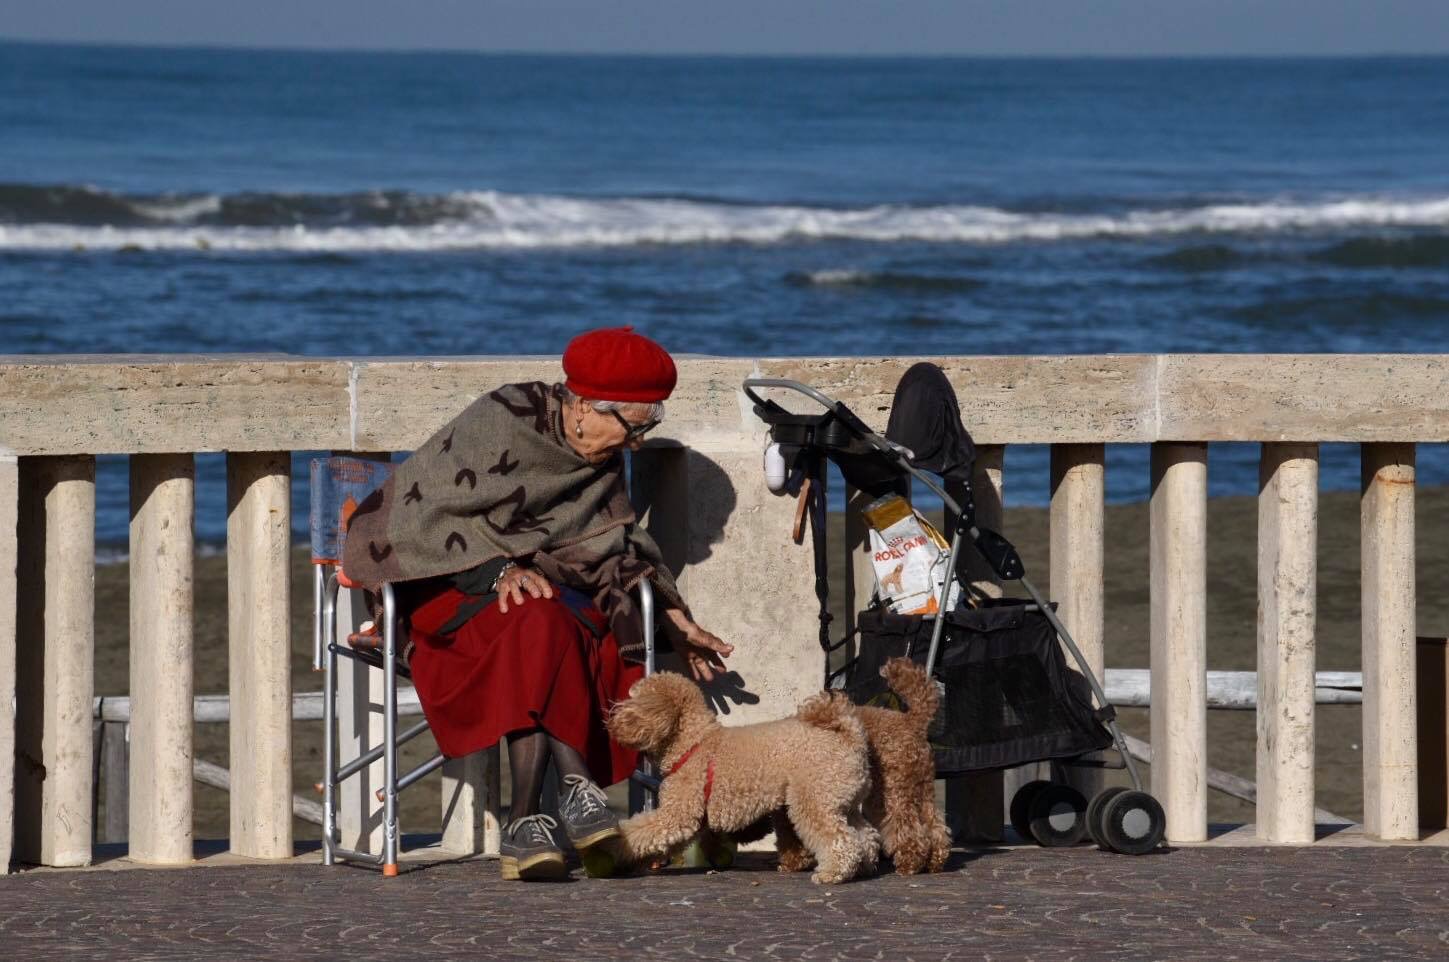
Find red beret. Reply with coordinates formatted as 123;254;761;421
562;326;677;403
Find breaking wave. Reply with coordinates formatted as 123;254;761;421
4;182;1449;252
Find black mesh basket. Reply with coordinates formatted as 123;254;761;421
844;600;1112;777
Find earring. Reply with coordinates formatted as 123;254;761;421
575;421;584;438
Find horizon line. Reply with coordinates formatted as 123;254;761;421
4;34;1449;61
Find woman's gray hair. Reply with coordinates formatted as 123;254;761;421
561;387;665;422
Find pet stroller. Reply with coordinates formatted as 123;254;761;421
742;365;1166;855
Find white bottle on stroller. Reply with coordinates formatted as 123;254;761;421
763;442;788;493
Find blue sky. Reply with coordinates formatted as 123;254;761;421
4;0;1448;56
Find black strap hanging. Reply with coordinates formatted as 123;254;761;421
806;450;834;654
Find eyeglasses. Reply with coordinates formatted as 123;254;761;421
608;409;661;441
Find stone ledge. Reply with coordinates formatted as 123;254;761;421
4;354;1449;455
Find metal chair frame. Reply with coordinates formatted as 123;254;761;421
317;574;415;875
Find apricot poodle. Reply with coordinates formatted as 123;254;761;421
607;671;880;884
777;658;952;875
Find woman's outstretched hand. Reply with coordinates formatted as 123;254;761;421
664;609;734;682
496;565;554;613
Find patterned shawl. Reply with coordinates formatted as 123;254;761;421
341;381;687;659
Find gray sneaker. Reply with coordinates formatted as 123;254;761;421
500;814;567;881
559;774;621;850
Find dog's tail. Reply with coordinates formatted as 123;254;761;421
880;657;940;734
796;691;867;746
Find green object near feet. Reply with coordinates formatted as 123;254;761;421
579;837;623;879
674;832;738;870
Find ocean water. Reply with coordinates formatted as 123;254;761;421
2;43;1448;549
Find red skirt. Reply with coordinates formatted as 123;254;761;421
405;583;643;786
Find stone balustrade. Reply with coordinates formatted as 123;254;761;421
3;353;1446;871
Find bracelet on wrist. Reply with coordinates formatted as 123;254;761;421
491;561;518;593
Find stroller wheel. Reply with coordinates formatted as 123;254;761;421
1009;780;1052;844
1027;784;1088;847
1086;787;1129;848
1100;790;1167;855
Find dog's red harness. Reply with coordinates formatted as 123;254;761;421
666;742;715;807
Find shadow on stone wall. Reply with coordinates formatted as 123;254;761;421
629;446;762;714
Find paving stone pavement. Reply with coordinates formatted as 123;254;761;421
4;846;1449;961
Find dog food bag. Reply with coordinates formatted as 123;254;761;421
861;494;957;615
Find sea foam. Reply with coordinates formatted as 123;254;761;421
2;186;1448;252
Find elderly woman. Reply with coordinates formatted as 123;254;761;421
341;326;732;881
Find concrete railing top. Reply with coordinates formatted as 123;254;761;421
3;353;1449;455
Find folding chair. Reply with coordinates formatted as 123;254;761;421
310;455;658;876
311;456;423;875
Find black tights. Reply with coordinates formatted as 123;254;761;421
505;727;594;820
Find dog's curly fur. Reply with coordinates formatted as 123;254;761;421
777;658;952;875
607;671;880;884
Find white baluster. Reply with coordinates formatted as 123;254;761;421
0;452;18;874
1149;442;1207;842
1051;443;1106;801
15;455;96;866
227;452;293;859
1361;443;1418;840
129;453;195;864
1256;443;1318;843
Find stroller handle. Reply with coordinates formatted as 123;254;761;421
741;377;881;443
742;377;843;417
742;377;963;516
